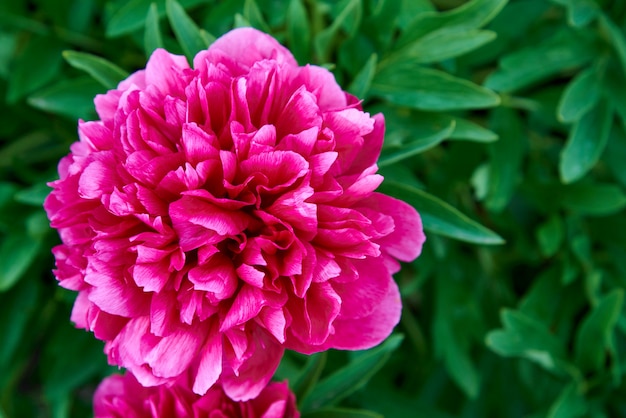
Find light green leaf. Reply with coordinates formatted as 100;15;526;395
485;30;595;92
557;66;602;123
300;334;403;412
347;53;377;98
378;181;504;245
372;65;500;111
574;290;623;373
450;118;498;142
27;77;103;120
286;0;311;64
144;2;164;56
486;309;569;375
243;0;270;32
393;28;496;64
547;383;588;418
378;120;455;167
302;409;383;418
397;0;507;48
560;100;613;183
62;50;128;90
166;0;212;62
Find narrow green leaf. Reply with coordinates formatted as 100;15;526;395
292;352;327;404
574;290;623;373
286;0;311;64
302;409;383;418
243;0;270;32
557;66;602;123
166;0;211;62
450;118;498;142
396;0;507;48
560;100;612;183
486;309;569;375
0;232;42;292
347;53;377;98
144;2;164;56
599;13;626;76
314;0;361;62
435;319;480;398
14;182;51;207
63;50;128;90
378;120;455;167
378;181;505;245
394;28;496;64
27;77;102;120
372;65;500;111
546;383;588;418
300;334;403;411
485;30;595;92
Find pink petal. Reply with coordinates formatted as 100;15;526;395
192;321;223;395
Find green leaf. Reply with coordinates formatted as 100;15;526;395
485;108;525;211
536;215;564;257
286;0;311;64
546;383;588;418
557;66;602;123
14;182;51;207
243;0;270;32
378;120;455;167
292;352;327;404
486;309;569;375
599;13;626;76
378;181;504;245
302;409;383;418
574;290;623;373
347;53;377;99
62;50;128;90
144;2;164;56
450;118;498;142
392;28;496;64
166;0;211;62
6;36;64;103
396;0;508;48
485;29;595;92
562;183;626;215
372;65;500;111
560;100;612;183
552;0;600;27
106;0;206;37
300;334;403;412
0;230;43;292
28;77;103;120
314;0;362;62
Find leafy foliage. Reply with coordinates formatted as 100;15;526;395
1;0;626;416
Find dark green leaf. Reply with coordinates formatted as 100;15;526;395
560;100;612;183
347;53;377;99
560;183;626;215
574;290;623;373
599;13;626;76
14;182;51;206
28;77;103;120
552;0;600;27
292;353;327;404
536;215;564;257
243;0;270;32
314;0;362;62
396;0;508;48
62;50;128;90
6;36;64;103
300;334;403;411
546;383;588;418
286;0;311;64
0;230;43;292
450;118;498;142
166;0;212;62
372;65;500;111
302;409;383;418
378;181;505;244
144;2;165;56
378;120;455;167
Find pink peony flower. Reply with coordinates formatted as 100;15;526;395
45;28;425;400
94;372;299;418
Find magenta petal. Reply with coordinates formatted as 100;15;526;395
221;329;284;401
146;327;203;378
192;321;223;395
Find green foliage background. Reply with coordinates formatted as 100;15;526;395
1;0;626;416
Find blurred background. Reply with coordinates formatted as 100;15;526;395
1;0;626;416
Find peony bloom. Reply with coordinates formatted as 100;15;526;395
45;28;425;400
94;372;299;418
